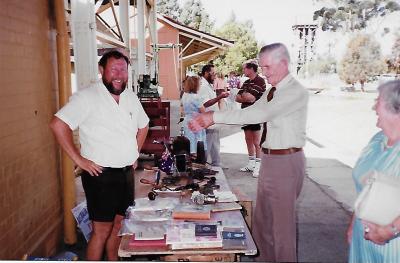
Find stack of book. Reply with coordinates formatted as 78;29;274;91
221;228;247;250
220;218;247;250
128;234;167;249
166;222;223;250
128;226;167;249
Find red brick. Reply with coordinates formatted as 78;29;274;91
0;0;63;259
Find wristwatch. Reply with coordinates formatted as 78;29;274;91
390;224;400;238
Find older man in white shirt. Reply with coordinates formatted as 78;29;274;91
189;43;309;262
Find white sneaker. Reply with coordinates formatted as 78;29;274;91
252;161;261;178
240;160;255;172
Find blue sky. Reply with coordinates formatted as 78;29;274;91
178;0;319;47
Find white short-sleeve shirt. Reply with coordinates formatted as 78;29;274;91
55;82;149;168
198;77;219;112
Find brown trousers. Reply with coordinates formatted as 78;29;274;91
252;151;305;262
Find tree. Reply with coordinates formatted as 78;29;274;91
388;31;400;74
313;0;400;32
179;0;214;33
212;14;259;75
157;0;181;21
298;55;337;77
339;34;387;91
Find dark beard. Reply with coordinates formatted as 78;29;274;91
206;75;214;84
102;78;127;95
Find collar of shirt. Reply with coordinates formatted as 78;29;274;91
97;81;131;105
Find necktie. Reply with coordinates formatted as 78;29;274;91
260;86;276;146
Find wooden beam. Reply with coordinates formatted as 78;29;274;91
179;32;228;50
96;0;120;14
181;46;218;62
179;38;194;56
96;14;120;38
96;31;125;48
109;0;124;42
94;0;104;13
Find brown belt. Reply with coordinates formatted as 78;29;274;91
262;147;302;155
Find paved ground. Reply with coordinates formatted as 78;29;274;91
67;84;379;262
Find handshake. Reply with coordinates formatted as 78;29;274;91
216;90;229;98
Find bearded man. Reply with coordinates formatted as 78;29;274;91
197;64;228;167
50;50;149;260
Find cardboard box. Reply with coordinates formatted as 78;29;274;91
231;187;253;230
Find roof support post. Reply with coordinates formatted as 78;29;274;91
70;0;98;90
119;0;132;89
136;0;146;76
148;0;158;83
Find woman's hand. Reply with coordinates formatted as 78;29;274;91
363;221;395;245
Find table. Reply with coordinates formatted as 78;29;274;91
118;167;257;261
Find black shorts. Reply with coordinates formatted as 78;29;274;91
81;166;134;222
241;124;261;131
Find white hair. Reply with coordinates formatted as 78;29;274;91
259;43;290;64
378;80;400;114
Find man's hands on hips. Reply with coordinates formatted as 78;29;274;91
189;111;214;132
77;157;103;176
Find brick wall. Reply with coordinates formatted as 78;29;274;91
0;1;63;259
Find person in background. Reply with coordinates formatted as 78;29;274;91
347;80;400;263
198;64;229;167
50;50;149;260
227;71;240;90
236;59;266;177
214;72;228;96
181;76;207;156
189;43;309;262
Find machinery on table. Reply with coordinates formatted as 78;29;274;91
140;130;217;205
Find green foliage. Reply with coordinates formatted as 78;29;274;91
212;15;259;75
388;31;400;73
339;34;387;89
313;0;400;32
179;0;214;33
157;0;182;20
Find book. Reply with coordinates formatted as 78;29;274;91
195;224;217;237
129;234;167;248
166;222;223;250
222;231;246;240
221;218;244;229
172;211;211;220
134;228;165;240
222;239;247;250
172;204;211;220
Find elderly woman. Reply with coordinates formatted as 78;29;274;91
181;76;207;155
347;80;400;262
